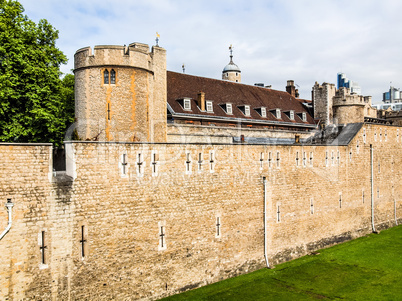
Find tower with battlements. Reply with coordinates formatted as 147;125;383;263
74;43;167;142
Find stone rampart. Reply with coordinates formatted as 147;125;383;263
0;124;401;300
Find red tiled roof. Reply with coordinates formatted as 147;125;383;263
167;71;315;126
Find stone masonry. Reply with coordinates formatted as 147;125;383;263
0;123;401;300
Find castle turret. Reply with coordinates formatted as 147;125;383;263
333;88;372;124
74;43;167;142
222;45;241;83
312;82;336;126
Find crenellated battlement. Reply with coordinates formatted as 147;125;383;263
333;87;367;107
74;43;165;73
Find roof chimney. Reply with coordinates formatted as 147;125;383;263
286;80;296;97
197;92;205;111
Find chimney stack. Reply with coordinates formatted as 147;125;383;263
286;80;296;97
197;92;205;111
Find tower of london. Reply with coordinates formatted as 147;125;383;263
0;41;400;300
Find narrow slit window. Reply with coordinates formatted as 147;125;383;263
259;152;264;169
363;129;366;144
121;153;128;175
325;151;328;166
40;231;47;264
268;151;272;168
276;151;280;168
198;153;203;171
103;69;109;84
110;69;116;84
159;226;166;249
296;151;299;166
80;225;87;258
362;190;365;203
337;151;340;165
339;194;342;208
310;198;314;215
216;217;221;237
152;152;158;175
137;153;143;175
331;151;334;165
309;152;313;167
185;152;191;173
209;151;215;172
107;103;111;121
277;205;281;222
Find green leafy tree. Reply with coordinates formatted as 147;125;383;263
0;0;72;146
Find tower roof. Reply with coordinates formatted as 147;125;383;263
223;45;241;73
223;60;241;73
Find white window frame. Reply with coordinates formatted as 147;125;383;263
302;112;307;122
226;103;232;114
183;98;191;110
276;109;281;119
206;101;213;112
289;110;295;120
244;105;250;116
261;107;267;118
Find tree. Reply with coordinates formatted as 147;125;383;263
0;0;73;147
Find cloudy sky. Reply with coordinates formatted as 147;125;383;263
19;0;402;103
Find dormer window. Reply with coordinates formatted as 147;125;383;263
261;107;267;118
276;109;281;119
302;112;307;122
289;110;295;120
244;105;250;116
184;99;191;110
206;101;213;112
226;103;232;114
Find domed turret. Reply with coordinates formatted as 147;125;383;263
222;45;241;82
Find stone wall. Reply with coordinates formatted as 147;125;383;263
167;123;315;143
0;124;401;300
74;44;167;143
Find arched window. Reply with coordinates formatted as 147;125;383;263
104;69;109;84
110;69;116;84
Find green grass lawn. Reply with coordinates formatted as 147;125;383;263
161;225;402;300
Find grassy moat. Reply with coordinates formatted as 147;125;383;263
161;225;402;300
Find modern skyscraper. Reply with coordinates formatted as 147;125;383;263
337;73;361;95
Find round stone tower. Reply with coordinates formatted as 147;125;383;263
222;45;241;83
333;87;368;125
74;42;167;142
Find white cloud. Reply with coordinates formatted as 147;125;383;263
18;0;402;102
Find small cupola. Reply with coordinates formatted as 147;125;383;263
222;45;241;83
